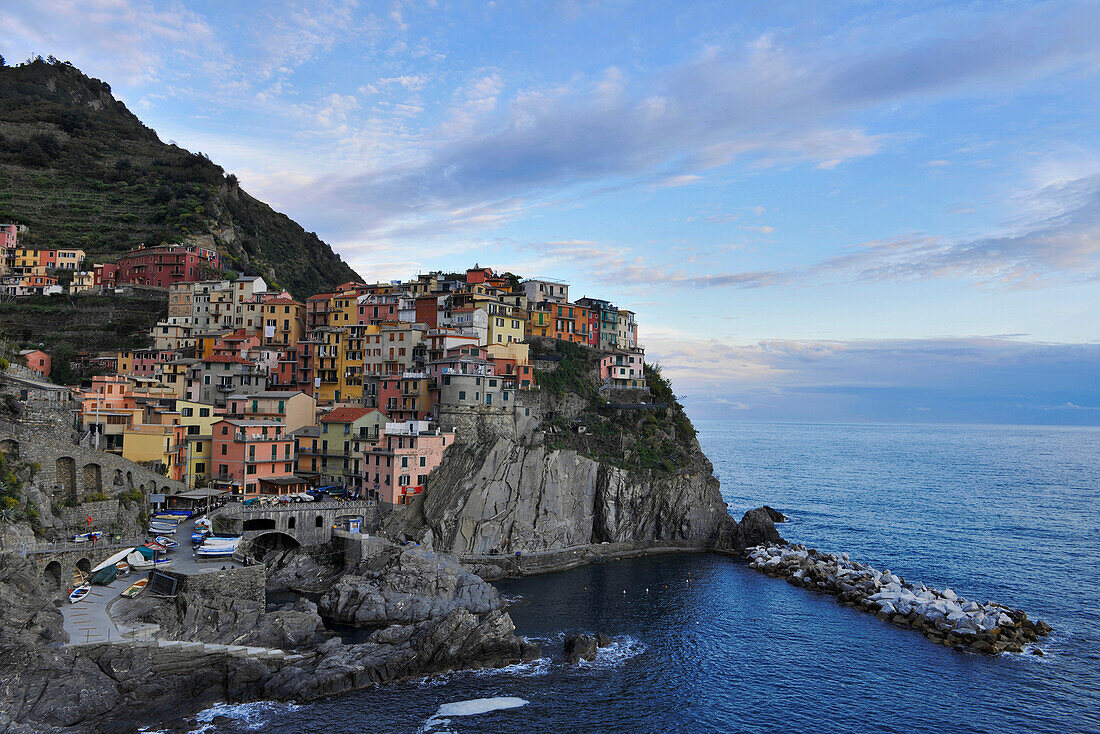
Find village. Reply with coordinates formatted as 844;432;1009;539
2;223;647;508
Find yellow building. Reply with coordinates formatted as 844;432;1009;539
261;297;305;348
525;306;552;338
184;434;213;489
120;424;185;481
54;249;85;269
70;271;96;294
487;306;525;345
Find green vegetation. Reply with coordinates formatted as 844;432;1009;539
532;339;699;474
84;492;110;503
0;58;360;297
0;292;167;383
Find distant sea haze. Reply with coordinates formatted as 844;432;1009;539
202;421;1100;733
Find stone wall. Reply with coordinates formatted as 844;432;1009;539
159;565;265;602
439;390;543;444
58;499;120;530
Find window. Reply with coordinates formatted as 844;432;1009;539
220;444;227;455
285;463;293;472
246;465;257;475
195;462;205;473
458;390;466;400
419;456;426;467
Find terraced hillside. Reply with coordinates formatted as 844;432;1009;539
0;57;360;298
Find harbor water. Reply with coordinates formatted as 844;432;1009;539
195;421;1100;734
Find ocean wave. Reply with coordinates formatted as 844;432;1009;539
573;635;647;670
416;656;552;687
188;701;301;732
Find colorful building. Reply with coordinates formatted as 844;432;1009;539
104;244;222;288
210;418;297;497
19;349;51;377
361;421;454;505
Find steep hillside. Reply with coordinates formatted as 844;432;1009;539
0;57;360;298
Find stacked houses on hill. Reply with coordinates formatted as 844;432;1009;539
65;263;646;506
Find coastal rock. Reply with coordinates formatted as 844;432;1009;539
265;547;343;594
264;608;540;701
0;552;65;645
746;544;1051;654
387;433;768;560
318;541;504;627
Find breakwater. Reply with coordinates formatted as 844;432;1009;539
747;544;1051;654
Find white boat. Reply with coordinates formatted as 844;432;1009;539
152;558;172;568
127;551;154;572
194;518;212;530
69;585;90;603
90;548;134;575
71;531;103;543
195;537;241;558
148;525;176;535
152;514;184;524
155;536;179;549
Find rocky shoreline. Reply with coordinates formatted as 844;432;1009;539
747;544;1052;654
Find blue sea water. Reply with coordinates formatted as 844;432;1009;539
206;421;1100;734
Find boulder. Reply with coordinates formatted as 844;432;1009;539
564;634;600;663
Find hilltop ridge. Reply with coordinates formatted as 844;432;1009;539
0;57;360;298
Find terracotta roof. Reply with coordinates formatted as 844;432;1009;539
320;407;378;423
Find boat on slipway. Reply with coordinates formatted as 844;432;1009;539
69;585;90;603
120;578;147;598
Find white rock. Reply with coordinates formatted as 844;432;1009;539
942;588;957;601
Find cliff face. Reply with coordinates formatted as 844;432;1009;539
407;433;732;556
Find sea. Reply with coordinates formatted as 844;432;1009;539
190;421;1100;734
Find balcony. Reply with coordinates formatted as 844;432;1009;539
235;432;287;442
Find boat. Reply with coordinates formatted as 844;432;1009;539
69;585;90;603
153;513;186;523
152;558;172;568
158;510;192;519
127;547;156;571
71;531;103;543
155;536;179;549
90;548;134;578
148;523;177;534
191;531;209;545
195;536;241;558
120;578;148;598
143;540;168;553
194;519;212;532
115;561;131;577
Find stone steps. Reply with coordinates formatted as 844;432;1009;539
153;638;304;661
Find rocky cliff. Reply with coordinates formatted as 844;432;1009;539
386;342;779;561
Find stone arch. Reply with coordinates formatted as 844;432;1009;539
75;557;91;582
113;469;124;487
249;532;299;560
0;438;18;456
315;515;324;528
43;560;63;589
56;457;76;497
82;463;102;496
243;517;276;532
126;471;134;490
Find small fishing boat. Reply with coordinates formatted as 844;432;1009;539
148;523;177;534
195;536;241;558
191;531;209;545
152;557;172;568
152;513;185;523
195;517;212;530
120;578;148;598
69;585;90;603
115;561;131;577
71;531;103;543
127;550;154;572
155;536;179;550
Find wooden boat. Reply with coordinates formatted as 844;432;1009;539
143;540;168;553
120;578;148;598
69;585;90;603
155;536;179;550
148;523;177;534
127;551;154;572
115;561;131;577
152;558;172;568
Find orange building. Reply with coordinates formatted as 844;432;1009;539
210;418;297;497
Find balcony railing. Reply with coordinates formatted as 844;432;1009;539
235;432;287;442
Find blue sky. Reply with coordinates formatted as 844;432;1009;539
5;0;1100;423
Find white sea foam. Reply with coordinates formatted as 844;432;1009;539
421;696;529;732
416;656;552;687
188;701;301;733
568;635;647;670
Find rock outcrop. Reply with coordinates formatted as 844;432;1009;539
318;540;504;627
563;632;612;663
389;433;744;559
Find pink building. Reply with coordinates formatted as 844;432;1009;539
102;245;221;288
210;418;297;497
0;224;17;249
599;348;647;390
362;421;454;505
19;349;51;377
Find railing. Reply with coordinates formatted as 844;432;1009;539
234;499;378;513
234;433;287;442
14;536;145;557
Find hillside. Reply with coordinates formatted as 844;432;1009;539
0;57;360;298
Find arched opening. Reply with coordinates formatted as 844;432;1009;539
43;560;63;589
0;438;19;456
126;471;133;489
113;469;124;487
315;515;323;528
75;557;91;584
248;532;300;560
82;464;102;496
287;517;296;530
243;518;277;532
56;457;76;498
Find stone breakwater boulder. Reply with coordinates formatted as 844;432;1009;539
563;632;612;663
746;544;1052;654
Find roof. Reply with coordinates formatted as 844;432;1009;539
258;475;308;486
201;355;252;364
321;407;375;423
171;487;229;499
226;391;306;400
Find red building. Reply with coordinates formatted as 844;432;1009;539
210;418;297;497
101;245;221;288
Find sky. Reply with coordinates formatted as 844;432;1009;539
4;0;1100;424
